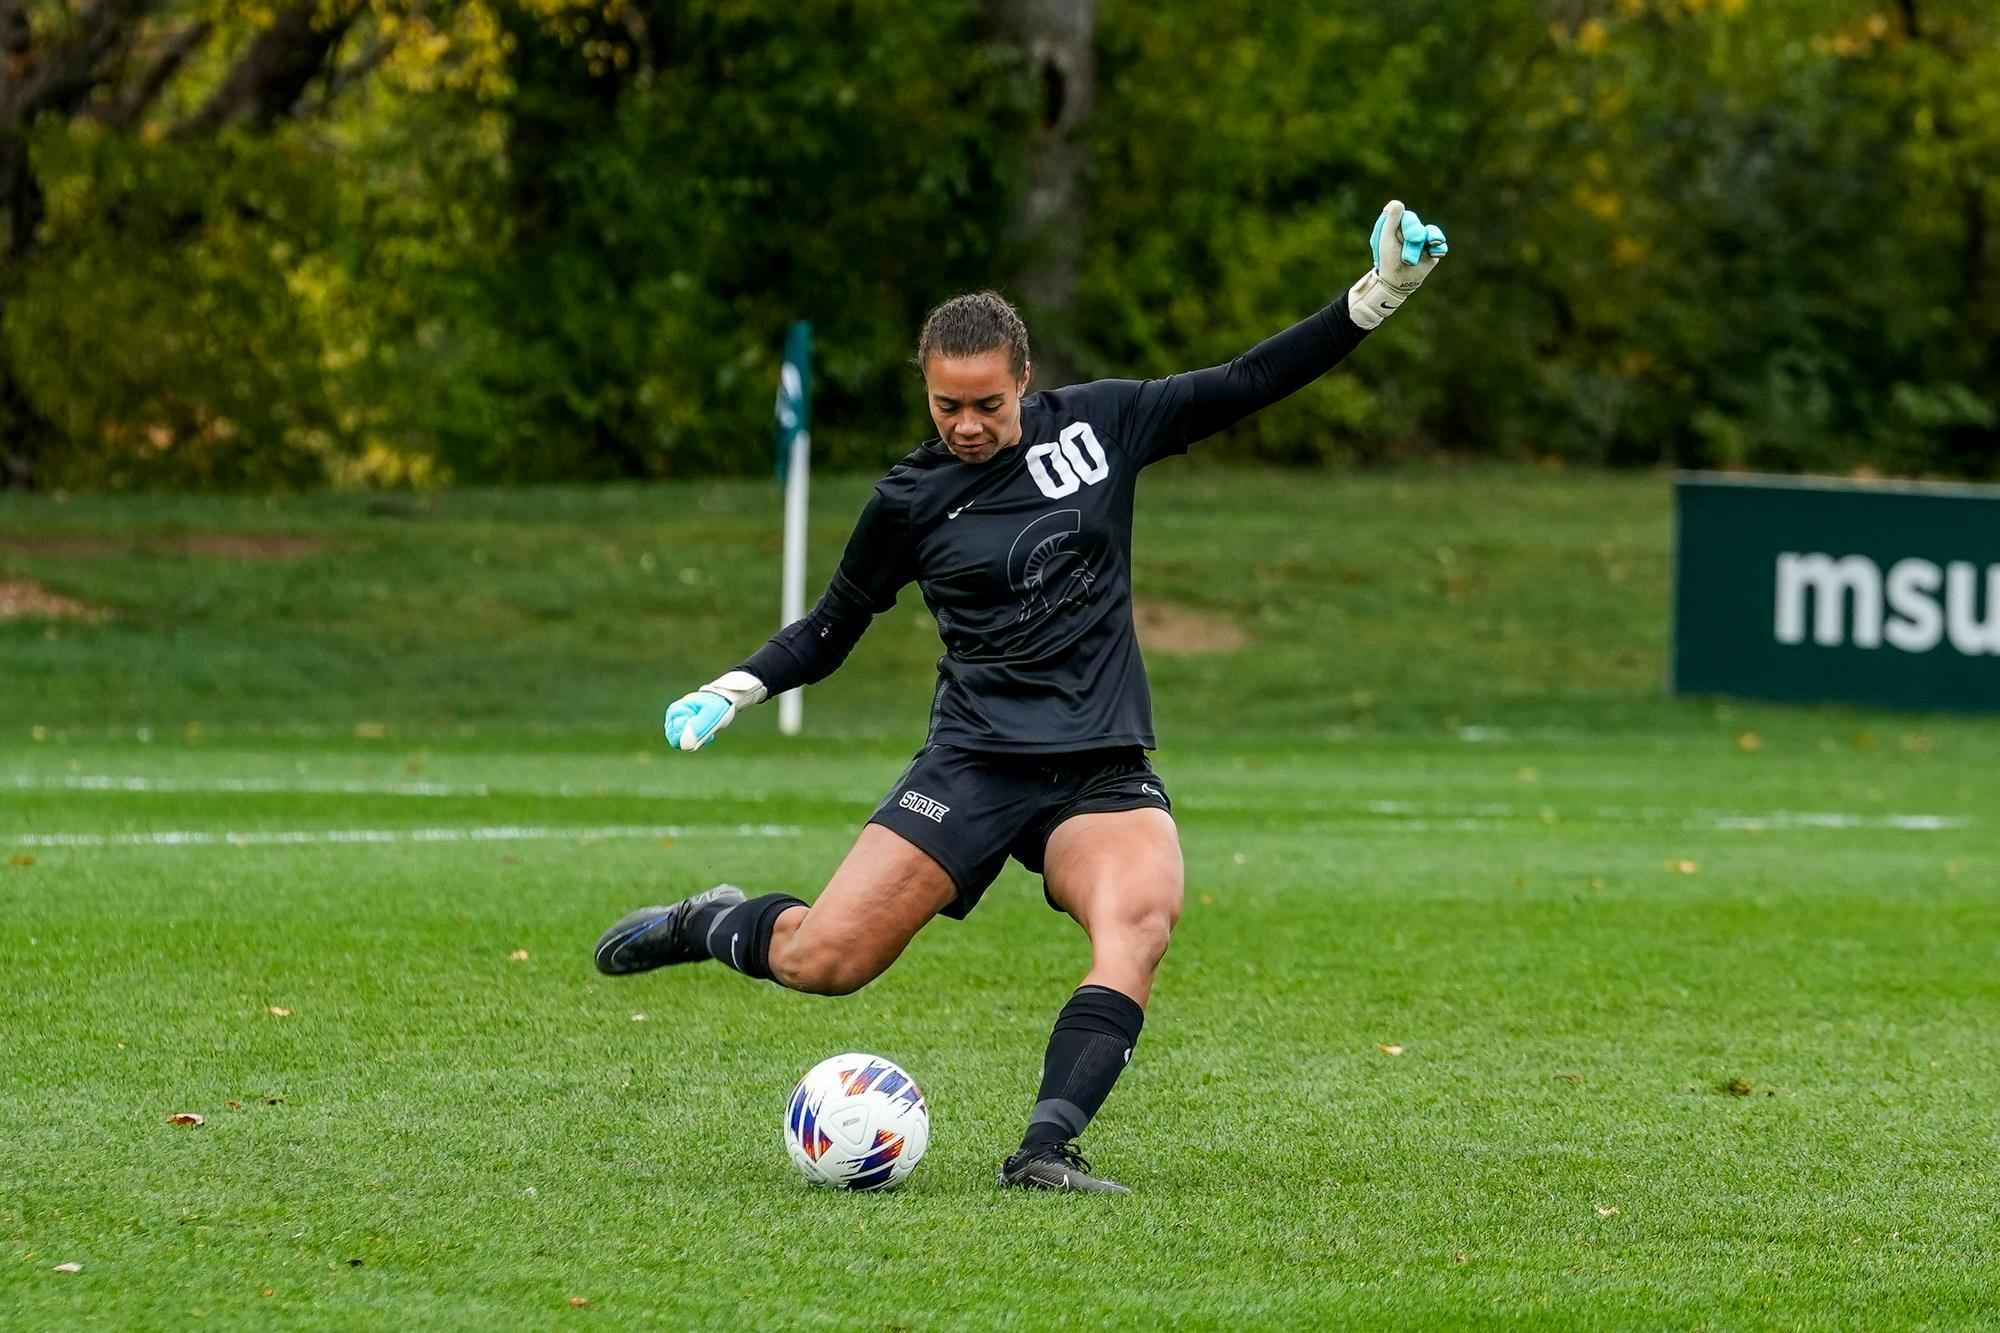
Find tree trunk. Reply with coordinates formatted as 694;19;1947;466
984;0;1094;390
181;1;358;135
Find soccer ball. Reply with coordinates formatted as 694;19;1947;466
783;1052;930;1191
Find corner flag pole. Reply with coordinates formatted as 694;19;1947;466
774;322;813;736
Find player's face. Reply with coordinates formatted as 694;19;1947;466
924;349;1031;465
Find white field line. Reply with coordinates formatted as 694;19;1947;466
8;772;868;803
1369;799;1966;831
7;823;799;850
1582;803;1959;829
1347;813;1966;833
13;773;497;798
1320;804;1960;824
1174;794;1969;831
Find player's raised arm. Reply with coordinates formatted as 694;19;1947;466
1120;199;1449;460
661;486;916;752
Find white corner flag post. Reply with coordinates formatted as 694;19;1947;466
774;321;813;736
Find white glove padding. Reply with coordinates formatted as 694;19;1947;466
663;670;768;752
1345;199;1449;331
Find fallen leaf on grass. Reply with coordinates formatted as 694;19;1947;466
1198;893;1215;907
1668;859;1699;874
1735;732;1762;753
261;1289;275;1298
1379;1045;1404;1056
53;1263;82;1274
169;1113;205;1127
262;1095;286;1105
1554;1073;1583;1083
1594;1204;1620;1217
355;723;388;740
346;1258;363;1267
631;1013;647;1022
569;1297;592;1308
1722;1078;1753;1096
509;950;531;962
227;1100;243;1111
9;854;33;867
267;1006;294;1018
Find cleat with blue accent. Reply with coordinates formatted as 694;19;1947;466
593;884;744;975
996;1142;1130;1195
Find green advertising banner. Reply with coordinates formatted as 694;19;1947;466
1673;473;2000;712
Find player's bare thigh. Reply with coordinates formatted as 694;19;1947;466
769;822;957;995
1042;808;1185;1007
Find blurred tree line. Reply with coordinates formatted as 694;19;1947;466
0;0;1992;490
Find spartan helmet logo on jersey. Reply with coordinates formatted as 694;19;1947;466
1007;508;1096;625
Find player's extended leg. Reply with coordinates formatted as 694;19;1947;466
767;825;956;994
594;823;954;997
1000;807;1184;1194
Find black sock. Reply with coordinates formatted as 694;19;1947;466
703;893;806;980
1020;985;1145;1154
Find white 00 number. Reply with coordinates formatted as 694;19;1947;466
1025;423;1111;499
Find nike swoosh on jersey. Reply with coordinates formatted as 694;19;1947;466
948;502;974;519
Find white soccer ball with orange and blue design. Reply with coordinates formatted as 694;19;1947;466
783;1052;930;1190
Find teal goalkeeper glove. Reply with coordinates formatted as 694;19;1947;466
663;670;768;752
1345;199;1448;330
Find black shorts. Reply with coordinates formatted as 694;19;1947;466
867;745;1173;919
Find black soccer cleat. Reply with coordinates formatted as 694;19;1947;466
593;884;745;975
997;1141;1131;1195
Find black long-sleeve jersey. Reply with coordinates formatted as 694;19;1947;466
738;294;1370;754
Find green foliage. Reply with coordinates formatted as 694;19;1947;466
5;127;341;488
433;0;1024;481
0;0;1994;487
1085;0;1999;476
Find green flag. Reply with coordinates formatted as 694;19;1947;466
774;321;813;483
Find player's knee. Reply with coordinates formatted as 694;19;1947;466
1104;895;1178;972
1143;875;1185;936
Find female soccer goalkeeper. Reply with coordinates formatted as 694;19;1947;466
595;201;1448;1193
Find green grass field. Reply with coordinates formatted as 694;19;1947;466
4;467;1998;1328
